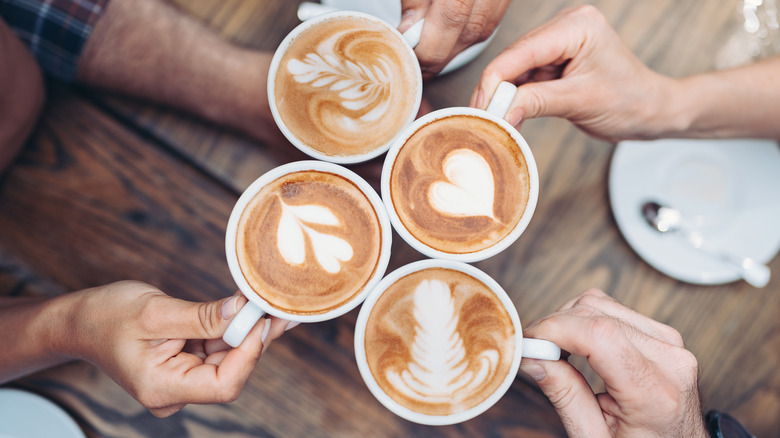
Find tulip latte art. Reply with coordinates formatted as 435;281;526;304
364;267;516;416
274;16;420;158
389;115;530;254
236;170;382;314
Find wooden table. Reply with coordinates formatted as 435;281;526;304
1;0;777;436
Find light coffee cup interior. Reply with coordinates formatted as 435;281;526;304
223;160;392;347
354;259;559;425
267;11;423;164
381;82;539;262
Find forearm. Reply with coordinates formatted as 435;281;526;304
75;0;275;141
666;56;780;140
0;295;76;383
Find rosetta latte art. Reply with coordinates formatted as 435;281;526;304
276;199;353;274
274;17;419;157
386;279;498;404
287;39;393;123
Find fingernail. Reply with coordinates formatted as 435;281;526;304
285;321;300;331
475;89;484;109
220;296;240;320
507;107;524;128
398;9;416;32
519;362;547;382
260;319;272;344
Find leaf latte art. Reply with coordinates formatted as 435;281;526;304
274;16;420;157
385;279;499;403
364;268;516;416
236;170;382;315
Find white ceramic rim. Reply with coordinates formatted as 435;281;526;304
380;107;540;262
354;259;524;425
267;11;423;164
225;160;393;322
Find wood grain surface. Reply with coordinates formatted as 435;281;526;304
1;0;778;437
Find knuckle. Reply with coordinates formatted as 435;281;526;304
216;382;243;403
571;4;604;22
197;301;219;335
545;381;577;411
588;316;621;341
439;0;473;29
676;349;700;378
662;325;685;347
460;13;493;43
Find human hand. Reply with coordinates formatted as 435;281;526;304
471;5;679;142
61;281;290;417
398;0;510;78
519;289;707;437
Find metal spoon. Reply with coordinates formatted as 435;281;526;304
641;201;771;288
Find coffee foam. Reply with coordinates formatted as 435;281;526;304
364;268;516;416
236;170;381;314
275;16;419;157
390;115;530;254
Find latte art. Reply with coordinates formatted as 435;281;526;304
277;200;354;274
286;33;393;122
364;268;515;416
236;170;382;315
389;115;530;254
274;16;420;158
429;149;496;219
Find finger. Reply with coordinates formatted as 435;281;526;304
399;0;431;33
595;392;621;434
149;403;185;418
169;317;268;405
519;358;611;437
525;312;657;401
144;293;247;341
473;5;592;110
262;317;294;353
559;289;685;347
415;0;477;75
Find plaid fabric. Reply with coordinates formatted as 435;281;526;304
0;0;110;82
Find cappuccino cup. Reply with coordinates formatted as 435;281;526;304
223;161;392;347
381;81;539;262
354;259;560;425
268;11;423;164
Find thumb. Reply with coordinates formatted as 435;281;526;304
148;293;246;340
398;0;428;33
505;80;576;127
519;359;611;438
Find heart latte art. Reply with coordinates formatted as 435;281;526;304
274;16;420;158
389;114;530;254
364;267;516;416
236;170;382;315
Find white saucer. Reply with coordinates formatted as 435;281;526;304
0;388;85;438
609;138;780;285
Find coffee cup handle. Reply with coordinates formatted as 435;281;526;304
485;81;518;119
223;301;266;348
522;338;561;361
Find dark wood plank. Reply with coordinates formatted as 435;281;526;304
0;84;566;437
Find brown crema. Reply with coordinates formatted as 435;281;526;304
274;16;419;157
389;115;530;254
236;170;381;315
364;268;516;416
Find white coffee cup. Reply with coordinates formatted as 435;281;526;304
268;10;423;164
354;259;560;425
381;81;539;263
223;161;392;347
